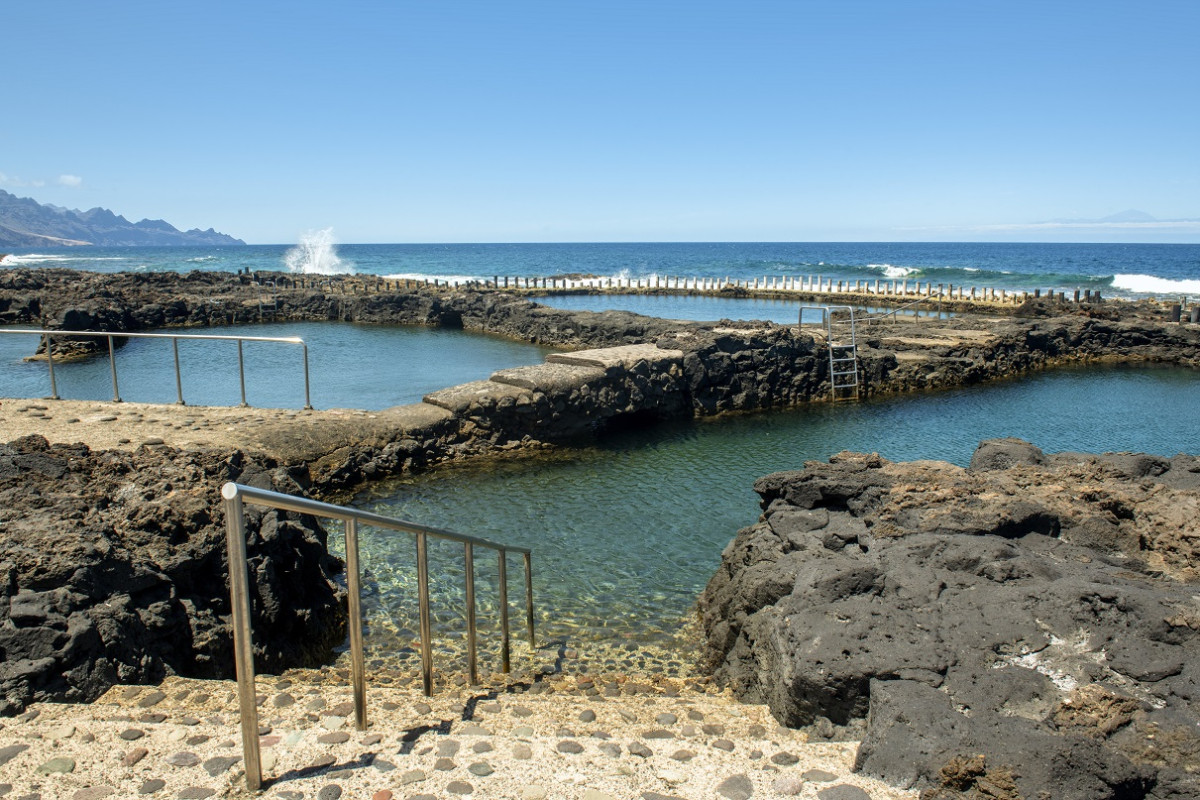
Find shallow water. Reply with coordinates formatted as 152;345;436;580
0;322;553;410
535;292;952;325
347;363;1200;672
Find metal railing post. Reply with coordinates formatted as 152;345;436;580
416;532;434;696
499;550;511;673
464;542;478;686
237;339;248;407
344;518;367;731
524;552;535;648
107;335;121;402
172;338;185;405
43;333;59;400
302;342;313;410
220;484;263;791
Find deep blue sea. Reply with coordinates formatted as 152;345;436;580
3;240;1199;299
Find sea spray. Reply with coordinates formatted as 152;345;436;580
284;228;352;274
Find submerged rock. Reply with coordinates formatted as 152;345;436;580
699;439;1200;799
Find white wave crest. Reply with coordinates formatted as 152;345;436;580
1111;273;1200;295
868;263;920;278
284;228;353;275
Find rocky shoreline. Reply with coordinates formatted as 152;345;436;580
2;268;1199;797
699;439;1200;799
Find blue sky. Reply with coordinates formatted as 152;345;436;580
3;0;1197;244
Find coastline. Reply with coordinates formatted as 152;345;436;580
2;268;1199;797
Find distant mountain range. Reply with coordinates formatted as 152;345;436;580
0;190;245;247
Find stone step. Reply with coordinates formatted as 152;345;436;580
422;380;532;414
547;343;683;371
489;362;605;392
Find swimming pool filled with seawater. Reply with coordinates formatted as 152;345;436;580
342;362;1200;676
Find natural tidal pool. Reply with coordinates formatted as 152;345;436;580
344;363;1200;674
536;292;951;325
0;322;554;410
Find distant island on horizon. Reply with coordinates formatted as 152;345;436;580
0;189;244;248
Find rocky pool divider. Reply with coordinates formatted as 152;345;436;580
2;268;1200;796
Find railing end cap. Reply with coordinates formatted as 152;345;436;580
221;482;241;501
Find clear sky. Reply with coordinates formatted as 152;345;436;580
3;0;1197;244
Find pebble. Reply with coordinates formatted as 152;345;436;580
471;741;493;753
436;740;460;757
670;748;696;762
177;789;215;799
458;723;490;736
803;769;839;782
165;751;200;767
578;709;596;723
36;757;75;775
512;744;533;760
139;691;167;708
644;728;675;739
361;733;383;745
771;751;800;766
0;746;29;767
306;754;336;770
817;786;873;800
713;738;736;752
71;788;113;800
656;713;678;725
446;781;473;795
400;770;426;785
628;742;653;758
202;755;240;776
261;751;277;772
434;757;456;771
717;774;754;800
372;792;393;800
123;748;149;766
48;724;75;740
272;693;295;708
520;788;548;800
138;779;165;794
317;732;350;744
317;785;343;800
773;775;807;795
467;761;494;776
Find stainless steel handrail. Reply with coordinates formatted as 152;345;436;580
0;328;312;409
220;482;535;792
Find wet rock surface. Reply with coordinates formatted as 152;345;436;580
0;435;346;715
699;439;1200;799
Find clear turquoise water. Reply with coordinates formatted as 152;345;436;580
348;363;1200;669
0;322;553;410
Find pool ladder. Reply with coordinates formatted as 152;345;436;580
800;305;861;401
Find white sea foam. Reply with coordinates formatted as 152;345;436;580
284;228;353;274
0;253;125;265
868;263;920;278
1111;273;1200;295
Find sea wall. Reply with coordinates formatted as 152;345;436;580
698;440;1200;800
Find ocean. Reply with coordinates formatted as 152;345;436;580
3;240;1199;300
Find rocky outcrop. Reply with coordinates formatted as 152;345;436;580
698;440;1200;799
0;435;345;715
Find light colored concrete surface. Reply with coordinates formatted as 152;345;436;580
547;344;683;371
490;363;605;392
0;673;918;800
